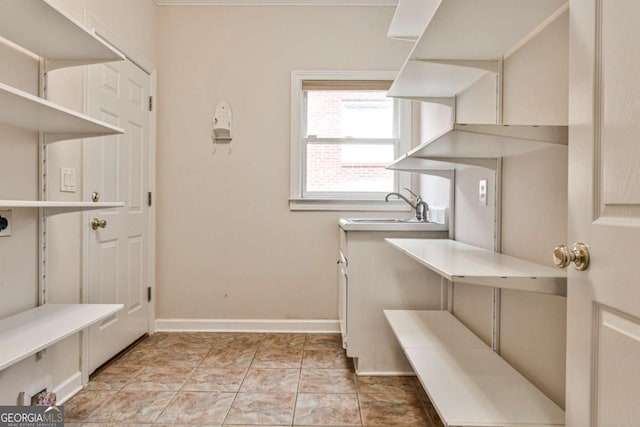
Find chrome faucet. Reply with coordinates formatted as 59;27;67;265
384;188;429;222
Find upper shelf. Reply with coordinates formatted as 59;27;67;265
386;0;439;42
0;82;124;142
388;123;568;172
0;304;122;372
0;201;124;217
0;0;124;71
387;59;490;100
408;0;568;61
387;0;568;100
385;238;567;296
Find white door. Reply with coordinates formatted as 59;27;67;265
566;0;640;425
86;58;150;372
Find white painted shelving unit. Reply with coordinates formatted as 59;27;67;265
0;201;124;217
0;0;124;71
0;0;126;372
388;0;568;100
384;310;565;427
0;82;123;143
389;124;568;172
386;0;439;42
385;238;566;296
0;304;123;371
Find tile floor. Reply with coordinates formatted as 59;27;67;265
65;332;444;426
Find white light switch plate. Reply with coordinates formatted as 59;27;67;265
479;179;488;206
60;168;76;193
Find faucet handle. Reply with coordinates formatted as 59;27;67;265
403;187;420;200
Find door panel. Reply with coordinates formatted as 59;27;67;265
86;58;150;372
567;0;640;425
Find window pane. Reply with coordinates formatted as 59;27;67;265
306;90;394;138
306;144;395;193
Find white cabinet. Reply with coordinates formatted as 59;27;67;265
0;0;124;372
338;226;447;374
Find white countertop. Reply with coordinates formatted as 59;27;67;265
339;218;448;232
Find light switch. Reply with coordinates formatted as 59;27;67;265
479;179;488;206
60;168;76;193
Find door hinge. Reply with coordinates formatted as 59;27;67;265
147;287;152;302
147;191;152;207
148;96;153;112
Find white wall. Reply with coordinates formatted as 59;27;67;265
155;6;411;321
451;10;569;407
0;0;156;404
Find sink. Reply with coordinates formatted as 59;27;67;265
347;218;427;224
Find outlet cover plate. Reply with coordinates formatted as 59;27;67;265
0;210;11;237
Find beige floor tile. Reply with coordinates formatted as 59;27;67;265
252;348;303;368
294;393;361;426
123;366;194;391
79;424;152;427
224;393;296;425
302;349;350;369
88;390;175;423
86;365;143;391
182;367;248;392
358;393;429;426
114;347;162;366
202;347;257;368
304;334;343;350
64;390;117;422
356;376;418;395
260;333;306;350
216;333;265;350
155;391;235;425
299;369;356;394
152;349;208;368
240;368;300;393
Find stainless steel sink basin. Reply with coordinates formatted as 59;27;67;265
347;218;425;224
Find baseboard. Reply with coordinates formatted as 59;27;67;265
53;371;83;405
155;318;340;333
354;371;416;376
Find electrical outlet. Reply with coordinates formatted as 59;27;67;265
0;210;11;237
479;179;488;207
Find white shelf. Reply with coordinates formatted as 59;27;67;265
384;310;565;427
0;82;124;142
0;201;124;217
385;238;566;296
0;0;124;71
409;0;568;61
388;0;567;99
388;124;568;172
386;0;439;42
388;59;491;99
0;304;123;371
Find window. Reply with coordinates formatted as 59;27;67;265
290;71;411;210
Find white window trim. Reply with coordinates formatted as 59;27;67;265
289;70;412;211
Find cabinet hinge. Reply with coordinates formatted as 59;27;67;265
148;96;153;112
147;287;152;302
148;191;152;207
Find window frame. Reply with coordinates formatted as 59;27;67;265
289;70;412;211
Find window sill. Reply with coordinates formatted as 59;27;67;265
289;198;413;212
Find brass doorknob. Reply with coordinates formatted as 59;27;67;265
553;243;589;271
90;218;107;230
91;191;100;202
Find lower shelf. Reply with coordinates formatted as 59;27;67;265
384;310;565;427
0;303;123;371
